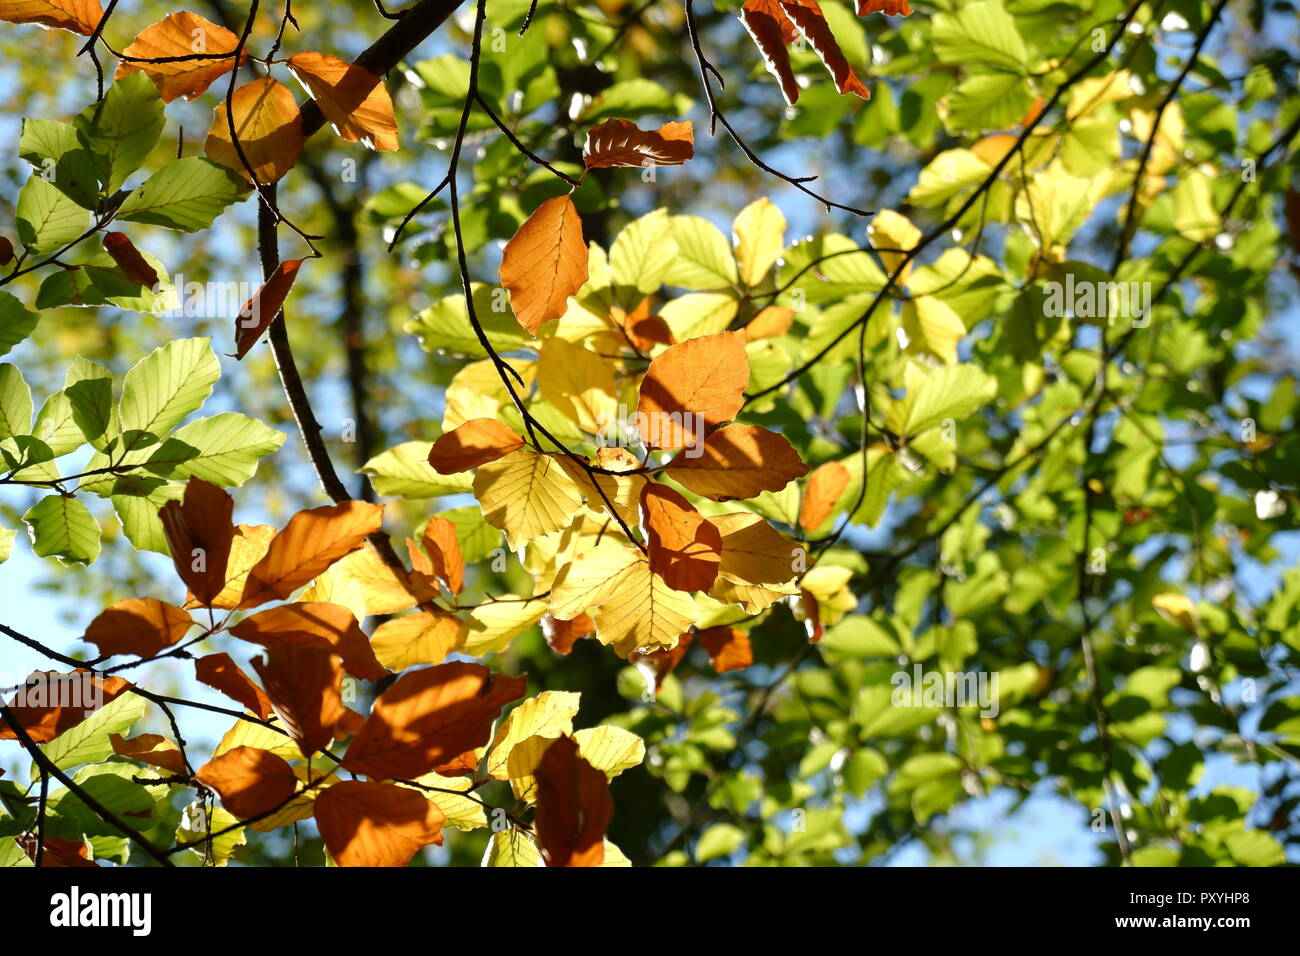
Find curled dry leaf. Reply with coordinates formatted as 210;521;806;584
427;418;524;474
533;735;613;867
286;52;398;151
195;745;297;819
582;118;694;169
857;0;912;15
160;478;236;608
640;482;722;592
637;331;750;449
234;258;304;360
251;644;346;759
740;0;870;105
667;424;810;501
612;297;674;351
782;2;870;100
115;12;247;102
314;780;444;867
194;652;274;720
101;232;159;287
205;76;304;184
83;597;193;660
499;195;588;336
0;0;102;35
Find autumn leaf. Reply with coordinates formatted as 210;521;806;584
101;232;159;287
205;76;304;184
234;258;304;360
194;653;274;720
712;511;802;586
239;501;384;608
536;336;617;434
230;602;386;682
251;645;346;758
640;482;722;592
666;424;809;500
739;0;800;106
473;446;583;549
799;460;851;531
419;515;464;595
427;418;524;474
286;52;398;151
342;661;526;780
533;735;612;867
744;305;795;341
541;612;595;655
314;780;444;867
696;626;754;674
195;745;297;819
83;597;193;660
499;195;588;336
110;733;185;774
0;672;129;743
857;0;911;15
486;689;580;780
612;297;674;351
637;331;750;449
115;12;247;102
160;478;236;608
582;118;694;169
0;0;101;35
781;1;870;100
369;610;465;671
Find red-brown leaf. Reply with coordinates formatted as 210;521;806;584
533;735;613;867
234;258;303;360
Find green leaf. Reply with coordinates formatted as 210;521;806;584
17;119;101;208
116;157;248;232
112;481;183;554
0;363;33;440
41;692;149;770
662;216;739;290
22;494;101;565
932;0;1028;73
117;338;220;452
941;72;1035;132
1224;829;1285;867
34;249;177;313
1171;169;1220;242
74;71;165;193
580;79;692;122
610;208;677;294
405;285;527;358
32;391;86;458
361;442;474;497
16;177;88;254
890;364;997;436
907;149;992;206
63;357;114;450
481;828;541;866
145;413;285;485
0;293;39;357
0;526;15;564
48;765;156;837
696;822;745;862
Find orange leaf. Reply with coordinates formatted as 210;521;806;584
109;733;186;774
251;645;346;758
781;1;870;100
0;672;129;743
286;52;398;151
101;232;159;287
696;626;754;674
499;195;588;336
83;598;193;660
667;424;809;500
799;460;850;531
743;305;794;341
205;76;304;184
114;12;247;102
613;298;674;351
18;833;96;867
342;661;526;780
541;612;594;655
314;780;443;867
582;118;694;169
857;0;911;15
427;418;524;474
195;745;297;819
0;0;102;35
194;653;273;720
421;515;464;594
739;0;800;105
533;735;612;867
192;523;275;610
797;588;824;642
159;478;236;608
637;331;749;449
640;483;722;592
239;501;384;608
230;602;387;682
234;258;304;360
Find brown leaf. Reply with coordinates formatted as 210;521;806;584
856;0;911;15
696;626;754;674
743;305;794;341
250;645;346;758
205;76;304;184
114;12;247;102
18;833;97;867
239;501;384;608
533;735;613;867
83;598;193;660
192;523;275;610
314;780;443;867
195;745;297;819
667;424;809;500
612;297;674;351
286;52;398;151
541;612;595;655
0;236;12;266
230;602;386;682
0;0;102;35
0;672;130;743
582;118;694;169
640;483;722;592
194;653;274;720
797;588;824;642
637;331;750;449
421;515;464;595
781;1;870;100
427;418;524;474
342;661;526;780
233;258;304;360
159;478;236;608
499;195;588;336
739;0;800;105
101;232;159;287
629;632;692;691
799;460;850;531
109;733;186;774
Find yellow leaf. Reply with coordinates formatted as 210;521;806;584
505;733;552;803
549;537;645;620
867;209;922;283
711;512;801;586
487;690;581;779
205;77;304;184
407;771;487;831
536;337;618;433
574;726;645;778
472;446;583;549
213;718;300;761
482;828;542;866
1152;593;1198;634
371;610;466;670
463;594;548;656
732;197;786;287
902;296;966;365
